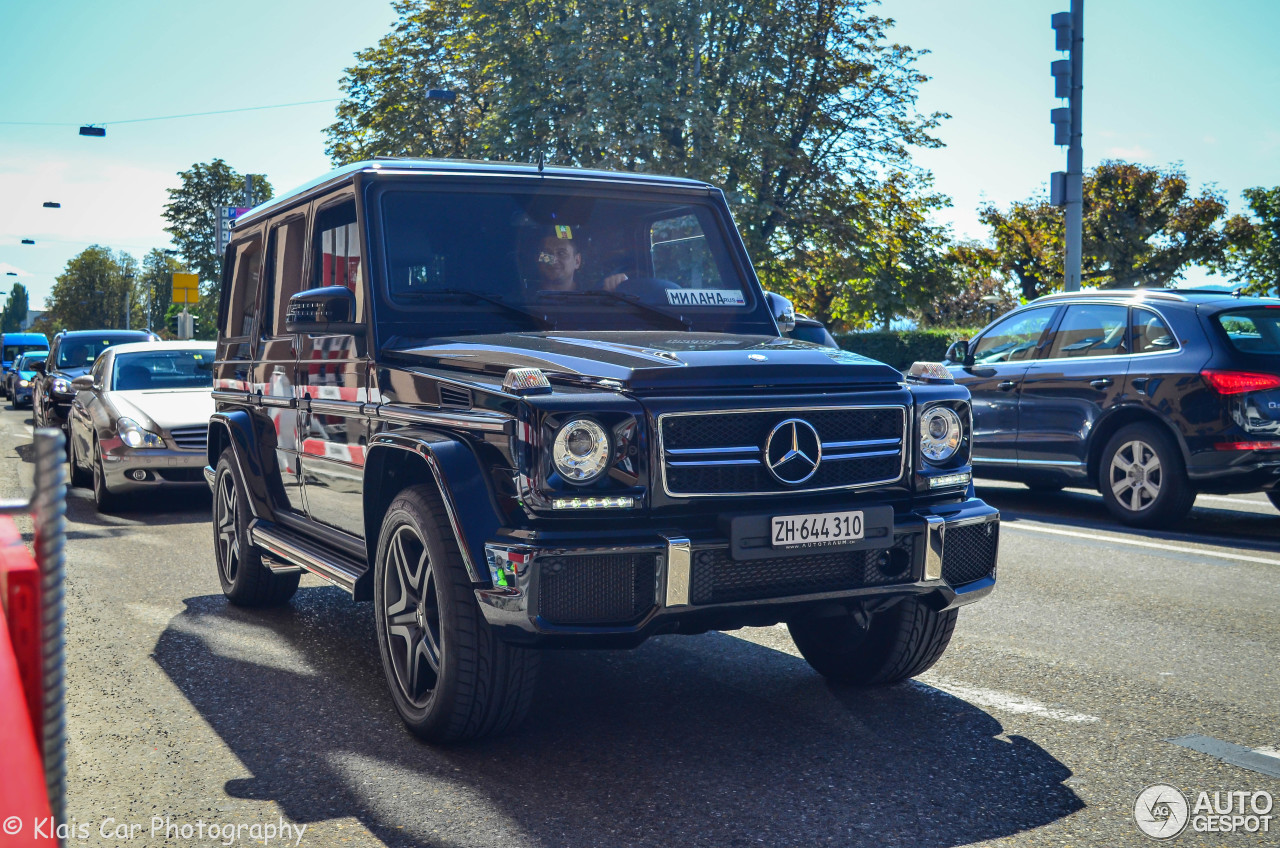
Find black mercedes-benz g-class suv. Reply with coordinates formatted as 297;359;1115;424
208;159;999;742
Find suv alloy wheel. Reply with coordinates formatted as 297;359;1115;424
373;486;538;743
1099;423;1195;527
213;450;300;606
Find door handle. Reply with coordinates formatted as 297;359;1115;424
997;381;1017;391
1090;378;1113;389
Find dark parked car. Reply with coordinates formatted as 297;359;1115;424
945;289;1280;526
32;330;156;433
209;159;999;743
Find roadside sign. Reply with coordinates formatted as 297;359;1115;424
216;206;251;254
172;272;199;304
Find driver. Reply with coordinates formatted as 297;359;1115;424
535;228;628;293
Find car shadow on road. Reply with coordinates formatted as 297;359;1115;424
152;588;1083;847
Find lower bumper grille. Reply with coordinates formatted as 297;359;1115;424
690;537;914;605
942;521;998;586
538;554;658;626
156;468;206;483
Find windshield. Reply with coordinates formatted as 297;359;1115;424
112;350;213;391
16;352;47;371
376;186;770;336
4;344;46;362
1216;307;1280;355
56;335;146;369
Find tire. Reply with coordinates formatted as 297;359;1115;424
68;432;91;488
92;438;125;513
213;448;300;606
788;598;958;685
373;485;538;743
1099;423;1195;527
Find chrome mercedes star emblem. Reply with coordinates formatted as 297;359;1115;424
748;353;767;361
763;418;822;485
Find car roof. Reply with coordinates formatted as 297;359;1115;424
234;158;717;229
57;329;152;339
1030;288;1276;309
2;332;47;341
107;341;216;356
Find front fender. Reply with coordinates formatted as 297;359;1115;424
365;430;505;585
207;410;277;521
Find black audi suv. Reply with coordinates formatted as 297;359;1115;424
944;289;1280;526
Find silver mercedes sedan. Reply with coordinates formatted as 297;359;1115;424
67;341;214;511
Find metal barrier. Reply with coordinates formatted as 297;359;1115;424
0;427;68;828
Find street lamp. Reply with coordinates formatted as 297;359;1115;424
42;202;60;209
79;125;106;137
981;294;1001;322
20;239;35;245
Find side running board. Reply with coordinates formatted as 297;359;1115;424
249;520;370;600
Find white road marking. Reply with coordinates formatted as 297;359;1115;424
1004;522;1280;566
916;676;1100;724
1168;735;1280;779
1196;493;1268;506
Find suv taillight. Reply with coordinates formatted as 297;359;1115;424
1201;369;1280;395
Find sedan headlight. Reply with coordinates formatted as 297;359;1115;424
117;417;164;449
18;379;28;387
920;406;963;463
552;418;611;484
52;377;72;395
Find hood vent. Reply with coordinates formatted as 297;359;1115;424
439;384;473;409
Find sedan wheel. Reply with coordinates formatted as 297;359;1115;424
92;440;123;512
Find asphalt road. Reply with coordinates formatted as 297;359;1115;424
2;402;1277;847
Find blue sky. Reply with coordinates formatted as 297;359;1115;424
1;0;1277;311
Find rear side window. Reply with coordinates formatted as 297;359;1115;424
1131;308;1176;354
265;216;307;336
1046;304;1128;358
1217;308;1280;354
224;237;263;338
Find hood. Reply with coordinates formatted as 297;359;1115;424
108;389;214;431
386;331;902;392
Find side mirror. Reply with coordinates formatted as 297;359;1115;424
765;291;796;334
285;286;364;336
71;375;94;391
33;361;46;375
945;339;970;366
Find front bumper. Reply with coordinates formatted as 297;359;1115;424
12;385;32;405
101;444;209;493
477;497;999;647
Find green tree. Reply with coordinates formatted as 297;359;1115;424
1222;186;1280;295
1;283;30;333
916;243;1018;328
981;161;1233;298
162;159;272;332
326;0;949;325
137;249;186;333
44;246;140;332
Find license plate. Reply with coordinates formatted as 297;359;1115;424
771;510;864;549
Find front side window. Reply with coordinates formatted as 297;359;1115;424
112;350;214;391
314;203;362;292
1046;304;1129;359
971;308;1056;364
378;187;765;335
1216;308;1280;354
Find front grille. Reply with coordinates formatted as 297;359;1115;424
538;554;658;625
942;521;999;586
690;537;914;605
169;426;207;451
660;406;905;496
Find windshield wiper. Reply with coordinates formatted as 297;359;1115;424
399;289;551;329
537;290;691;330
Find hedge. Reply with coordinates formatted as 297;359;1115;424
832;328;979;371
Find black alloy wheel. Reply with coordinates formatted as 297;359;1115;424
373;485;538;743
213;449;299;606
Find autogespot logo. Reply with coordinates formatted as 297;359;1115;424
1135;784;1190;840
764;418;822;485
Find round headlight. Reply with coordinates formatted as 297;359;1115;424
920;406;963;463
552;418;611;484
